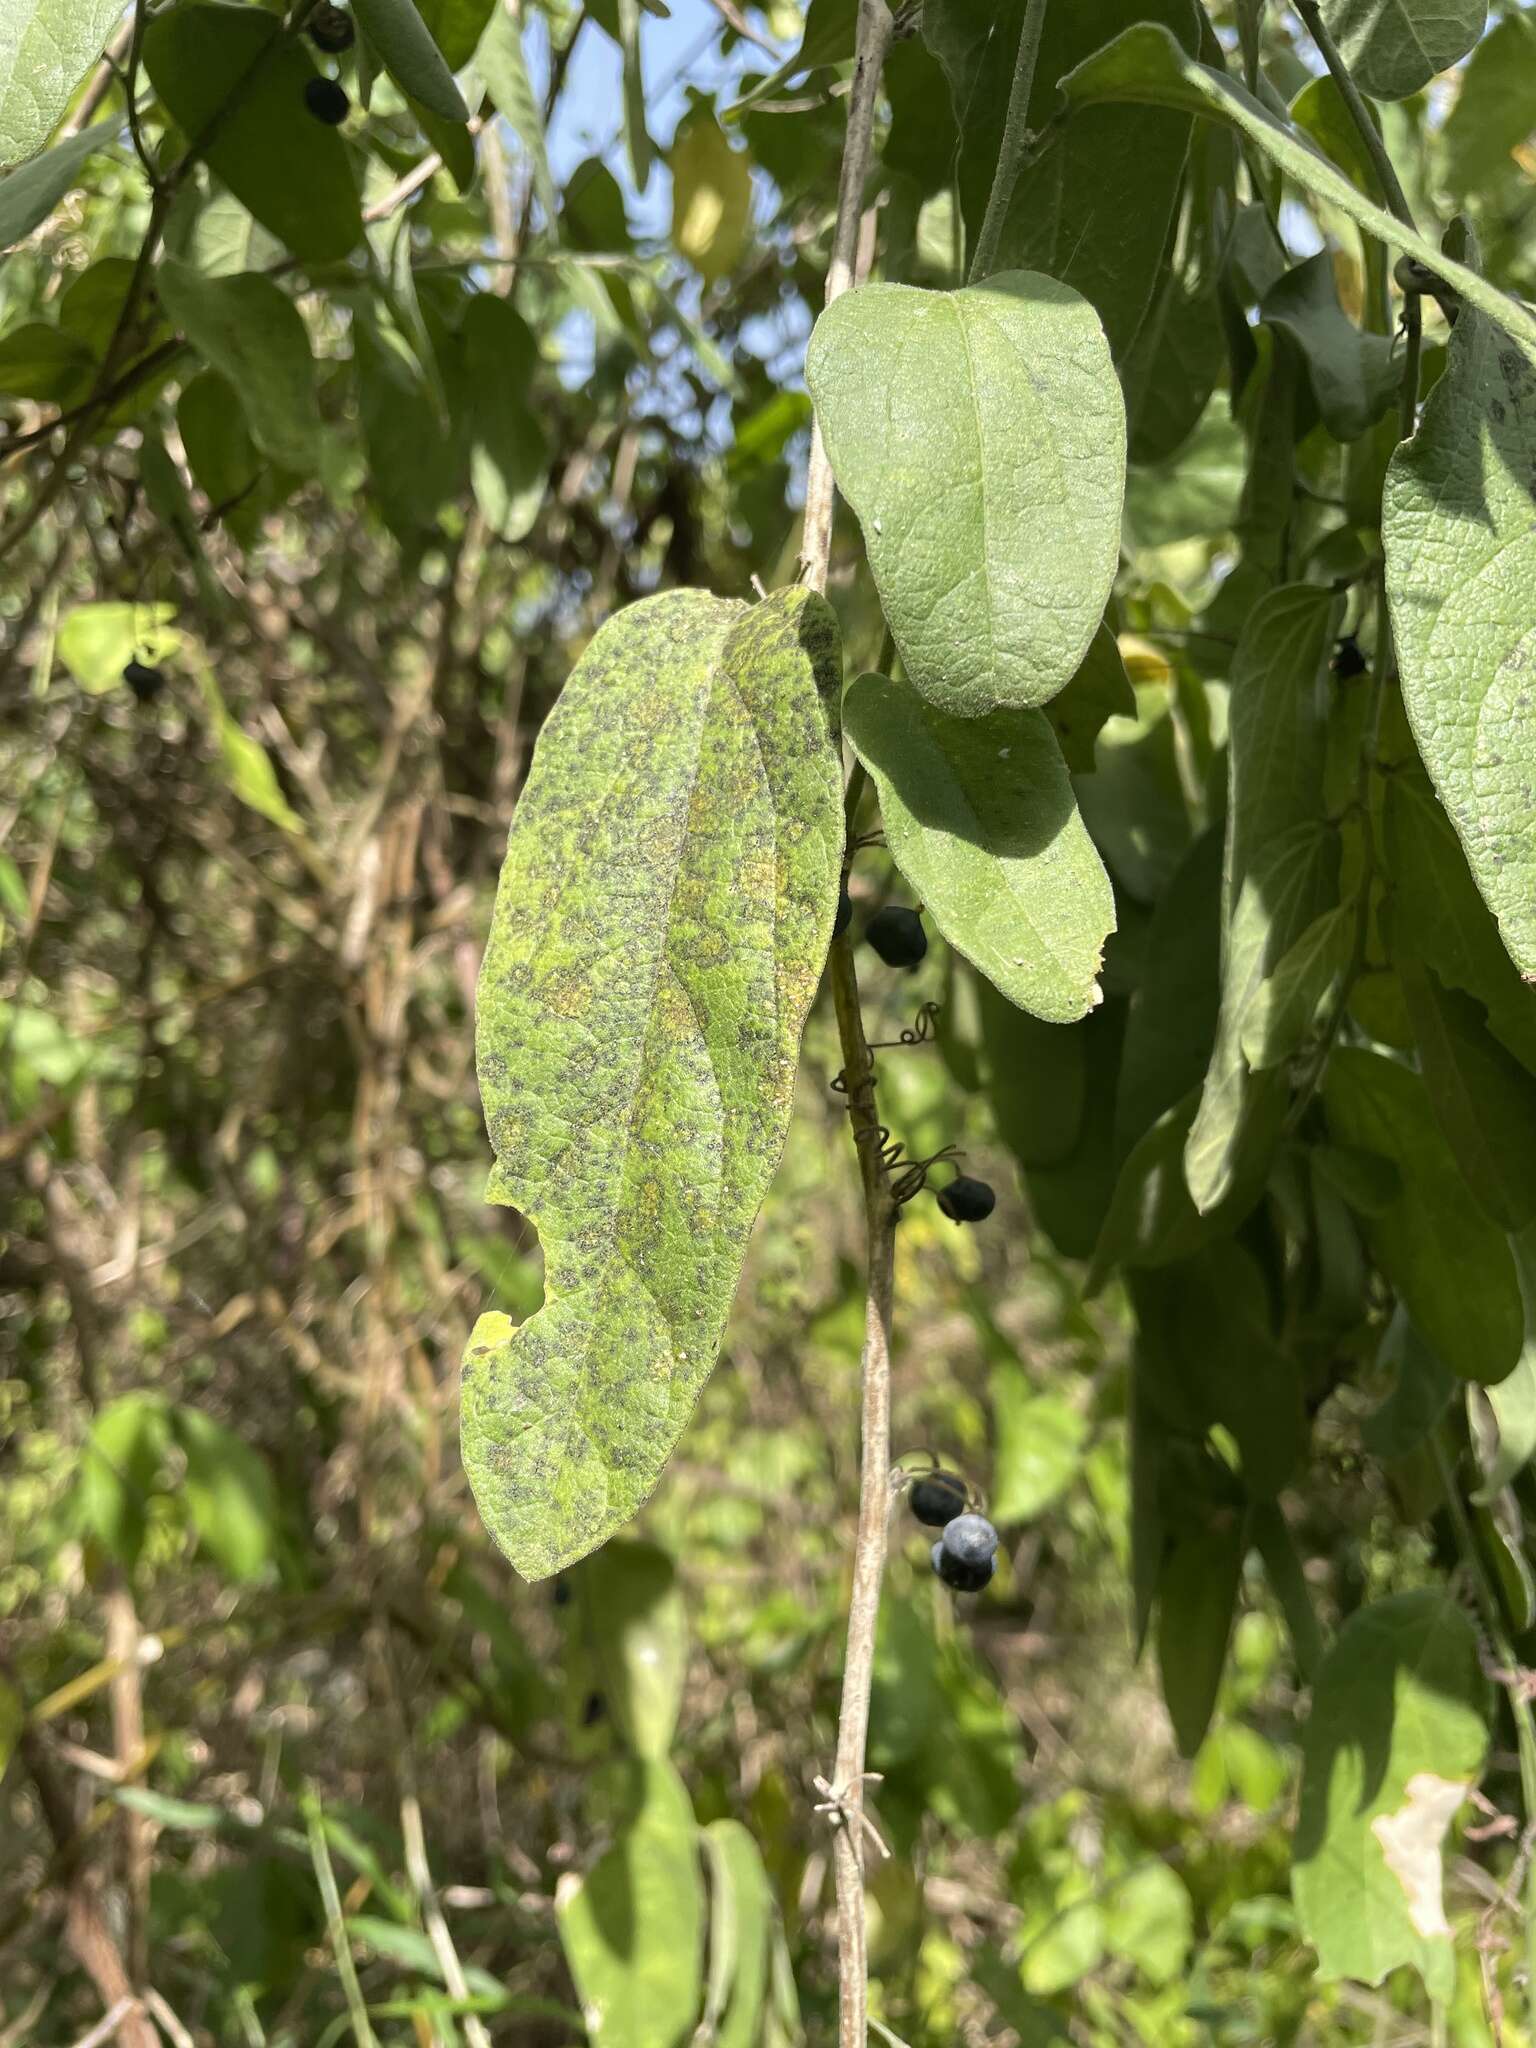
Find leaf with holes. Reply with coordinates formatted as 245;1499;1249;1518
461;589;843;1580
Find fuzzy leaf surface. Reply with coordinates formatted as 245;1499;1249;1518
462;588;843;1579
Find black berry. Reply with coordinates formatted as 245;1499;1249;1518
308;3;356;52
865;905;926;969
936;1175;995;1225
582;1690;605;1726
1331;635;1367;680
304;76;350;125
940;1512;999;1569
833;883;853;939
909;1469;968;1528
552;1576;571;1607
122;659;165;703
931;1540;995;1594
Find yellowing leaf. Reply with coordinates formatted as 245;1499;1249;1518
669;109;751;284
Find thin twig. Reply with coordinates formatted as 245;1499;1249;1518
1292;0;1415;230
799;0;894;589
303;1790;378;2048
703;0;781;58
968;0;1048;284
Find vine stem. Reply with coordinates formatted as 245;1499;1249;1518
800;0;894;591
797;6;899;2041
1291;0;1424;429
968;0;1048;284
1432;1428;1536;2036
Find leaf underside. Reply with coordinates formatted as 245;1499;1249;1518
462;587;843;1580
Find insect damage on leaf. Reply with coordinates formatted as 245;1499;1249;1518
461;587;844;1581
1371;1773;1471;1940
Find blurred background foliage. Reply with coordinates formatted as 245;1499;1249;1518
3;0;1536;2042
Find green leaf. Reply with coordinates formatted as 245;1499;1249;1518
0;1672;23;1785
352;305;462;535
1240;905;1353;1071
157;263;320;477
669;107;751;285
1382;766;1536;1076
57;602;180;693
415;0;495;70
1384;260;1536;982
616;0;652;192
1260;253;1397;441
1043;624;1136;774
170;1405;280;1583
981;0;1202;358
78;1394;171;1573
0;0;121;167
1317;0;1485;101
1056;23;1536;356
459;292;547;542
1471;1230;1536;1498
178;368;263;536
724;0;853;116
1440;14;1536;199
578;1541;687;1759
555;1759;704;2048
353;0;468;121
1250;1500;1327;1682
1361;1305;1456;1459
1103;1862;1192;1989
844;672;1114;1023
976;979;1086;1169
1123;266;1225;466
143;3;361;265
1324;1047;1522;1382
1294;1592;1487;2000
700;1820;772;2048
462;589;843;1580
0;321;93;403
1156;1517;1244;1758
0;119;114;247
474;0;556;222
1116;827;1223;1152
1186;585;1340;1211
1125;391;1247;547
189;652;304;834
806;272;1125;715
989;1369;1087;1525
1404;964;1536;1231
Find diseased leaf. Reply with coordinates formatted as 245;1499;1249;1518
157;264;320;476
461;589;843;1580
578;1540;686;1759
1318;0;1485;102
1294;1592;1487;2000
353;0;468;123
844;671;1114;1023
0;0;121;168
1186;585;1339;1212
555;1760;704;2048
144;3;362;266
806;272;1125;715
1056;24;1536;356
1323;1048;1522;1383
1384;254;1536;981
0;119;114;248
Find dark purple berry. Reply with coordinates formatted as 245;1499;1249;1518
865;905;926;969
909;1469;968;1528
122;659;165;702
940;1512;999;1569
552;1576;571;1607
936;1175;995;1225
582;1691;605;1726
931;1540;995;1594
1331;635;1367;680
833;883;853;939
304;75;350;124
308;3;356;52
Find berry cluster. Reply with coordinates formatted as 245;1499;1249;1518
907;1469;999;1593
